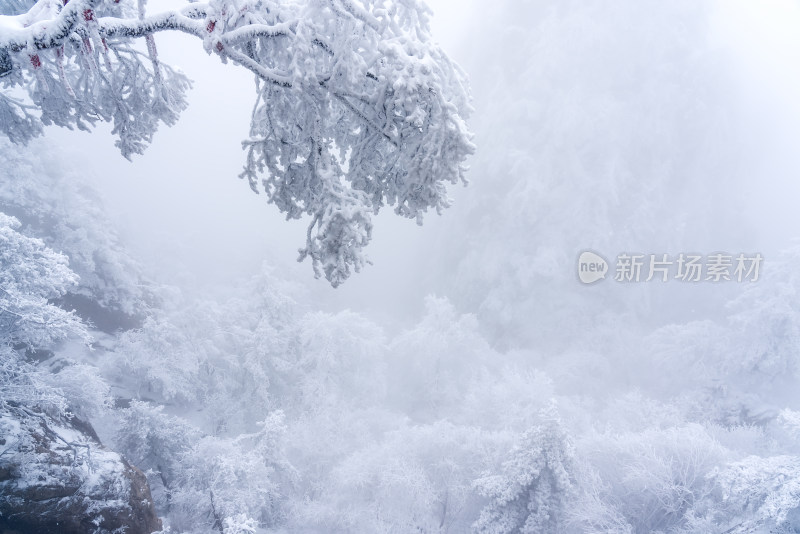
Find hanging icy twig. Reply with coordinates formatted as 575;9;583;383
0;0;474;286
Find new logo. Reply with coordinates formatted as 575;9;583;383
577;250;608;284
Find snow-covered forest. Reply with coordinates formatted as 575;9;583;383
3;0;800;532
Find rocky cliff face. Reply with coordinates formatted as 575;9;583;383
0;404;162;534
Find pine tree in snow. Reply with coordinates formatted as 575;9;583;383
473;408;575;534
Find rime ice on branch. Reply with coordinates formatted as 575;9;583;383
0;0;475;286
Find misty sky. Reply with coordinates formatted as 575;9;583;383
40;0;800;331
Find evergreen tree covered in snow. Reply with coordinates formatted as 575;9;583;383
473;409;575;534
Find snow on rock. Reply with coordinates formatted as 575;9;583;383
0;404;161;534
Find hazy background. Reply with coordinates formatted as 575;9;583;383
8;1;800;531
42;0;800;335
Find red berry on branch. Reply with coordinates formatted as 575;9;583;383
30;54;41;68
83;9;94;22
207;20;216;33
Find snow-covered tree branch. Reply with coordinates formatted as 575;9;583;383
0;0;475;286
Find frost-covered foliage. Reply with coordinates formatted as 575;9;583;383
0;349;68;415
571;424;728;534
15;247;800;534
679;455;800;534
293;421;505;533
0;0;189;152
639;247;800;428
104;270;300;434
0;212;86;349
473;410;575;534
385;296;498;422
84;253;800;533
0;0;474;285
114;400;290;533
87;270;519;531
0;139;151;324
0;208;109;423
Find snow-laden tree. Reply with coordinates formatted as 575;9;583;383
683;455;800;534
170;411;292;532
0;211;99;417
0;0;474;286
114;400;202;506
385;296;497;423
0;138;152;329
473;408;576;534
293;421;506;533
0;212;87;351
637;245;800;428
115;400;292;531
573;423;728;534
104;268;303;435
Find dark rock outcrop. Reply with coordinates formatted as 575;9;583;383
0;405;162;534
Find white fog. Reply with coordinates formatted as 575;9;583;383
3;1;800;533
